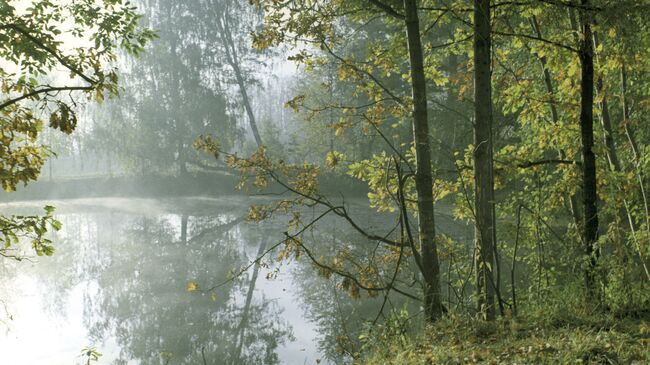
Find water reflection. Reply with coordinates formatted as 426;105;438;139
86;215;293;364
1;197;464;364
0;198;301;364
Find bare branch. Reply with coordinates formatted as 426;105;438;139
366;0;405;20
0;85;93;110
517;159;581;168
493;30;579;53
321;41;405;106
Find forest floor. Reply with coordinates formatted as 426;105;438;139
360;305;650;364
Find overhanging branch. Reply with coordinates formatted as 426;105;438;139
0;85;93;110
517;159;581;168
366;0;405;20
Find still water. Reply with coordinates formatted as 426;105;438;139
1;197;343;365
0;196;469;364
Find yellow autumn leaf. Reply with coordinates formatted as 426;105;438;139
187;281;199;292
640;321;650;335
608;27;617;38
211;292;218;302
325;151;343;168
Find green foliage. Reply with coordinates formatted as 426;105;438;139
190;2;650;362
220;0;650;325
358;309;415;358
0;205;60;259
80;347;102;365
0;0;153;258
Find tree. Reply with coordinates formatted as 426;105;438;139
488;0;650;305
208;0;450;322
403;0;444;321
577;0;599;296
199;0;650;330
0;0;154;258
90;0;239;176
472;0;497;320
204;0;266;148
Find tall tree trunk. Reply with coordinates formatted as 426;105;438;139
592;33;646;250
214;8;263;148
592;33;622;173
167;2;187;176
473;0;496;320
578;0;599;295
403;0;443;321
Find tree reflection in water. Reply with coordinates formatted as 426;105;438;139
88;213;292;364
18;199;294;365
2;198;465;364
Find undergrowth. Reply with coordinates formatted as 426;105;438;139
358;293;650;364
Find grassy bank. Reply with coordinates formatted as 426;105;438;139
359;303;649;364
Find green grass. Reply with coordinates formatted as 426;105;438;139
359;307;650;364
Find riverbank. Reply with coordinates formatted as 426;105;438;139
358;303;650;364
0;171;368;202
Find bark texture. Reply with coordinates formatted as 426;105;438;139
578;0;599;294
403;0;443;321
473;0;497;320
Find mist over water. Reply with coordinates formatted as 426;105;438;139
0;197;323;364
0;195;471;364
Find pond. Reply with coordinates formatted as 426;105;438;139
0;196;470;364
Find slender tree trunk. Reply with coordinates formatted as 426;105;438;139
180;214;188;244
215;10;263;148
620;63;642;162
592;33;646;256
473;0;496;320
403;0;443;321
620;62;650;280
232;239;267;363
178;140;188;176
621;63;649;230
578;0;599;295
592;33;622;172
167;2;187;176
